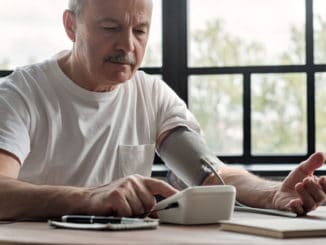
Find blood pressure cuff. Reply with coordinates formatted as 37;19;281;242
158;127;224;187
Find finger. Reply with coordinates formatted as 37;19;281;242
295;182;317;213
302;177;326;204
110;189;133;217
116;202;133;217
149;210;158;218
126;175;156;215
133;190;156;215
283;152;325;188
144;177;178;197
299;152;325;176
318;176;326;193
124;186;146;216
285;199;305;215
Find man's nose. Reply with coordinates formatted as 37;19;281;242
116;30;135;53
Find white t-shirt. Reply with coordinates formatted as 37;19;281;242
0;58;200;187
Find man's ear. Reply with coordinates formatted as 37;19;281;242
63;10;77;42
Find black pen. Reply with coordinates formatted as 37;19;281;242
61;215;145;224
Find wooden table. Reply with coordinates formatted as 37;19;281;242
1;207;326;244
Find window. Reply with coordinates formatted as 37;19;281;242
251;73;307;155
162;0;326;164
189;0;305;67
1;0;326;165
188;74;243;155
0;0;162;69
0;0;70;69
314;0;326;64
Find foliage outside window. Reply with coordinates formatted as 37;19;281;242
188;0;326;160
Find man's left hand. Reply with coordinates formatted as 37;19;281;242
272;152;326;215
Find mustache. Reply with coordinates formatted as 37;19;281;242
105;53;136;65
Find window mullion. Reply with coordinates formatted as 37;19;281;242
306;0;315;155
162;0;188;103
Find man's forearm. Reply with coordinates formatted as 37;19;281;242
0;176;87;220
0;174;178;220
204;166;280;209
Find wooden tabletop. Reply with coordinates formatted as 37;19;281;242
1;207;326;244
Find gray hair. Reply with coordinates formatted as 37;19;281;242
68;0;85;17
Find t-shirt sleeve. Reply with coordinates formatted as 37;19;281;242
153;78;201;137
0;78;31;164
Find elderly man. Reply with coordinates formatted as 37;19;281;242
0;0;325;220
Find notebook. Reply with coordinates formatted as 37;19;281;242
220;218;326;238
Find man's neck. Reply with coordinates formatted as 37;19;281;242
57;51;117;92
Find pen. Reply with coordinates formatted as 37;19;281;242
61;215;145;224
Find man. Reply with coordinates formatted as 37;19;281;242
0;0;325;220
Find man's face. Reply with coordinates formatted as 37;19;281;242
71;0;152;90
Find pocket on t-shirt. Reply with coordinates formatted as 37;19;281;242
118;144;155;177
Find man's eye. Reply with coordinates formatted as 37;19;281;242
103;27;118;32
134;29;146;35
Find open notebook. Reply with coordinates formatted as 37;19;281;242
220;218;326;238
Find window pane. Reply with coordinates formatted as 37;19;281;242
315;73;326;151
0;0;162;70
314;0;326;64
141;0;162;67
251;73;307;154
188;0;305;67
188;75;243;155
0;0;69;69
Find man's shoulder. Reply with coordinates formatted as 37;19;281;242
0;59;58;97
3;59;54;82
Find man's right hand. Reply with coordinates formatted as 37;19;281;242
84;174;178;217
